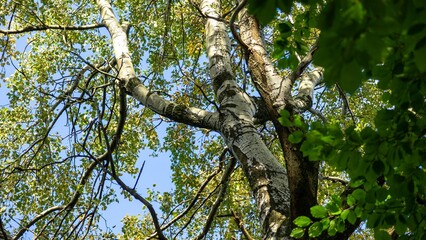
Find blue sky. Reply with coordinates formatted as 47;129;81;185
0;33;175;237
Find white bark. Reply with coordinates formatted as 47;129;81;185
292;67;323;111
237;2;320;228
201;0;291;238
96;0;218;130
239;8;292;112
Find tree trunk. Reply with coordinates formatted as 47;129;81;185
238;6;320;223
201;0;292;238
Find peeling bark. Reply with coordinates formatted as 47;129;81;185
99;0;323;238
201;0;292;238
237;4;320;224
239;8;292;113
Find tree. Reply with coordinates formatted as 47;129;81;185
0;0;424;239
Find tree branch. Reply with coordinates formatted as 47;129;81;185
196;157;237;239
145;148;229;239
336;83;356;124
321;175;348;185
12;206;65;240
0;23;105;35
231;210;254;240
289;40;319;85
290;67;323;111
308;107;328;123
239;7;291;115
96;0;219;130
109;170;167;240
230;0;249;51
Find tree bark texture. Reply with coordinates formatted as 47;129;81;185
237;6;320;226
98;0;324;238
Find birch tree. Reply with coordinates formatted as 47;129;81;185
1;0;425;239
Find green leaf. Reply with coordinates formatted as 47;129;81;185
395;215;407;235
336;218;346;233
349;178;365;188
413;41;426;72
347;210;358;225
308;222;324;238
326;196;342;216
327;219;337;236
372;160;385;175
366;213;382;228
321;218;330;230
293;115;305;129
374;230;392;240
340;209;350;220
278;109;292;127
326;203;341;216
347;194;356;207
407;23;426;35
415;36;426;50
289;130;304;144
351;189;366;202
311;205;328;219
247;0;277;24
293;216;312;227
278;22;292;36
290;227;305;239
355;206;363;218
339;60;363;94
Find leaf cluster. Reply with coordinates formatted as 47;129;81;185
253;0;426;238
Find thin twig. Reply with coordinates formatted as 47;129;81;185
144;148;229;240
335;83;356;124
230;0;249;51
133;160;146;190
195;157;237;239
289;39;319;84
308;108;327;123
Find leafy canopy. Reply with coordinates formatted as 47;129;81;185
251;0;426;238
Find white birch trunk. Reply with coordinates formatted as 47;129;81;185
237;3;320;224
201;0;291;238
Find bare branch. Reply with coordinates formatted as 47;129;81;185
336;83;356;124
110;171;167;240
196;157;237;239
133;160;145;190
308;107;328;123
289;39;319;84
12;206;65;240
96;0;219;130
145;148;230;240
0;23;105;35
231;210;254;240
321;175;348;185
230;0;249;51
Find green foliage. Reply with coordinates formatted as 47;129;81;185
310;205;327;219
294;216;312;227
2;0;424;239
252;0;426;238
